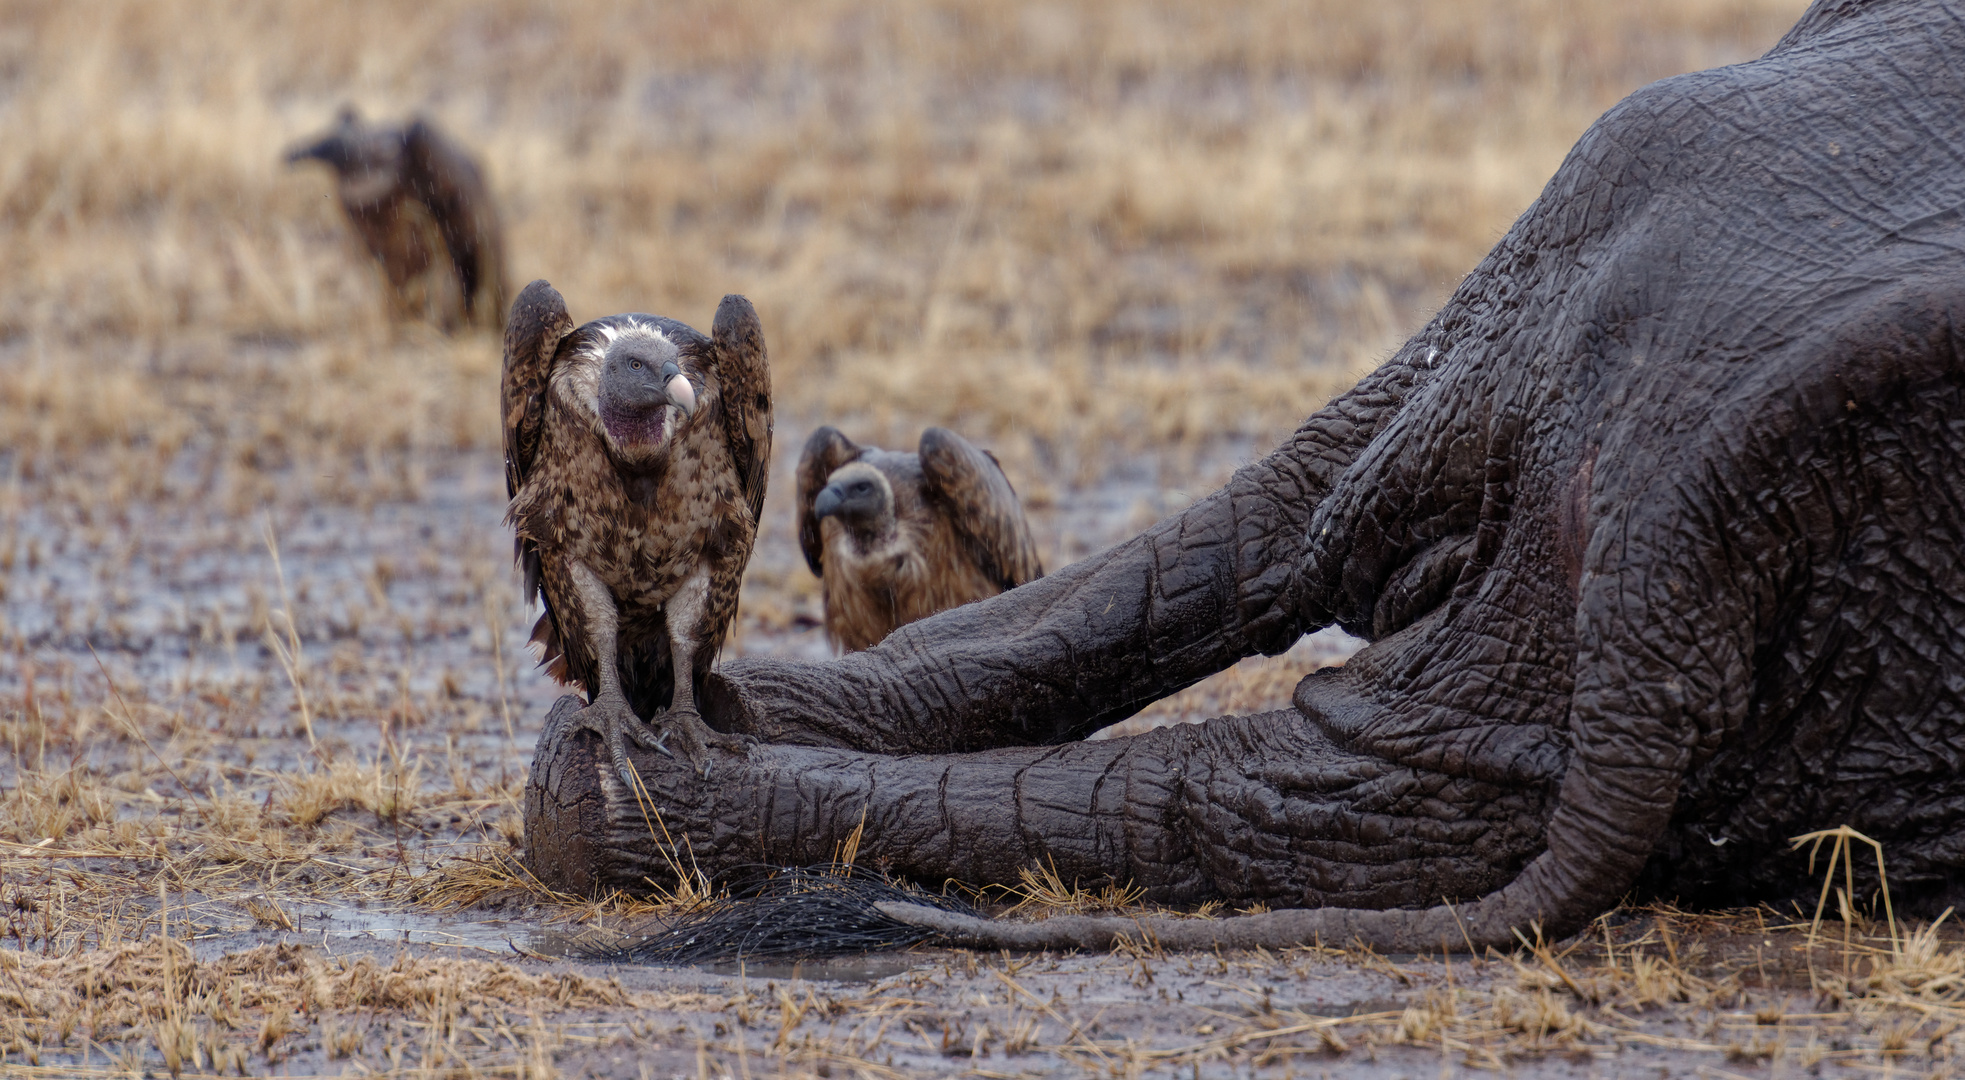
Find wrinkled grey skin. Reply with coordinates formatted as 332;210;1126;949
525;0;1965;951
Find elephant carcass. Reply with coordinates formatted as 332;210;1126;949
523;0;1965;951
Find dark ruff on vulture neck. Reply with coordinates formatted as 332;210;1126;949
502;281;772;784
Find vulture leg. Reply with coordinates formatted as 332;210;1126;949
653;566;753;779
566;562;667;787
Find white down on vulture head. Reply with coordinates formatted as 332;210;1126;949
587;321;700;460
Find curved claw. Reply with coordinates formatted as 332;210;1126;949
653;708;754;781
571;693;664;790
575;695;755;786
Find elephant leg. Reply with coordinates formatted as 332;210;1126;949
882;293;1965;951
707;354;1433;755
879;554;1734;953
528;696;1559;914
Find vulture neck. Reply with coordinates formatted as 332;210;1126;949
609;446;674;504
836;515;902;559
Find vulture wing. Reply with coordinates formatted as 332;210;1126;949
402;117;507;322
918;427;1044;591
794;426;864;576
501;280;577;602
711;295;774;531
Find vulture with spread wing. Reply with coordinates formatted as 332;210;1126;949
503;280;772;782
287;107;507;330
797;427;1043;652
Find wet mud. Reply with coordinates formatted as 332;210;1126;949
6;442;1956;1077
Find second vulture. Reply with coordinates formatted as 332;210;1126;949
797;426;1043;652
287;107;507;331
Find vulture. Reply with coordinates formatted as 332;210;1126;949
287;107;508;330
502;280;772;782
796;426;1044;652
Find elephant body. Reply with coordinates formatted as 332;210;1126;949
525;0;1965;949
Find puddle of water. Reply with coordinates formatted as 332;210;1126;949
516;924;928;983
698;953;925;983
222;901;527;953
1288;996;1413;1018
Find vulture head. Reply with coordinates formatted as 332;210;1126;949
811;461;897;550
589;322;702;467
284;107;402;207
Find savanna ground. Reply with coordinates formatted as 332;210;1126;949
2;0;1961;1076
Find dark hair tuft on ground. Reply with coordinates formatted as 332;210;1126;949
581;866;976;964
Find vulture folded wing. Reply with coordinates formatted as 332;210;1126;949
711;295;774;529
918;426;1044;590
402;117;505;321
795;426;864;576
501;280;576;611
501;280;576;500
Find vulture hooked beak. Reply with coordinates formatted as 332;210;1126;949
813;485;844;519
812;468;884;523
661;359;697;417
284;139;332;167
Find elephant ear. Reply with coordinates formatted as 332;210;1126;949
795;426;864;576
918;426;1044;591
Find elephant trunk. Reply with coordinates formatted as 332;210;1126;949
712;352;1434;755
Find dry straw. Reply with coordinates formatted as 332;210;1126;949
1792;824;1900;956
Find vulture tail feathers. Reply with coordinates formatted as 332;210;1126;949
526;610;569;685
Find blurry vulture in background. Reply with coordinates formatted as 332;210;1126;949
503;280;773;782
797;426;1044;652
287;107;508;330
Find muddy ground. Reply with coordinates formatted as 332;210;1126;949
4;434;1960;1080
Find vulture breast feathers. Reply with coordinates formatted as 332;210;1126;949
502;280;772;782
796;426;1043;652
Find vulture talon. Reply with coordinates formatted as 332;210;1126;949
570;692;661;791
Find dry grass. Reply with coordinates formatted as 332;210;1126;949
19;0;1958;1076
0;0;1806;498
992;857;1149;918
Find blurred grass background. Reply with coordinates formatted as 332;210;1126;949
0;0;1807;507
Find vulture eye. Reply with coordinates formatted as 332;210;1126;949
629;358;643;370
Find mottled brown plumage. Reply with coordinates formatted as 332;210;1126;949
796;426;1042;652
287;107;507;330
503;280;772;782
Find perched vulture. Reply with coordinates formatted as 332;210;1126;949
503;280;773;781
796;426;1043;652
287;107;507;330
